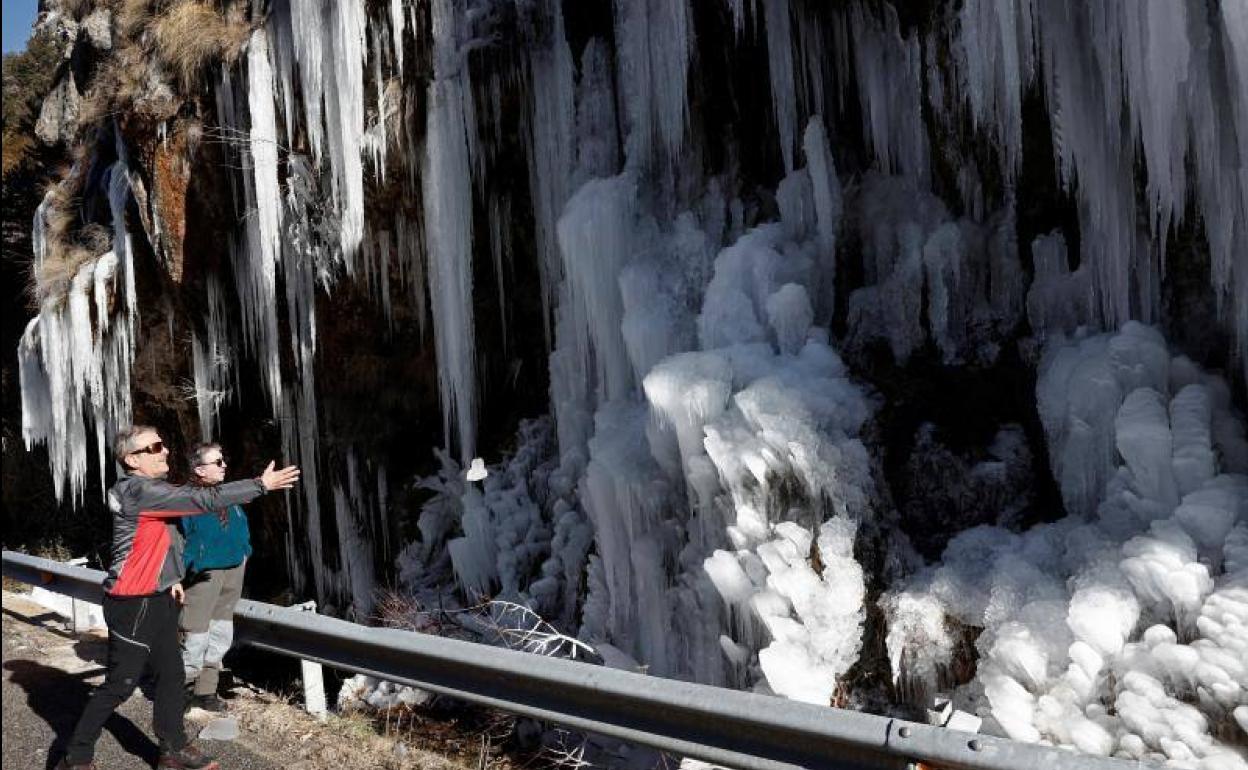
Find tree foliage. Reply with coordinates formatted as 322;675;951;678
2;30;63;177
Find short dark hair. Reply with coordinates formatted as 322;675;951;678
188;442;222;469
113;425;158;463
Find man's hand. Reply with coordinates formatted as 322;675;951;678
172;583;185;604
259;461;301;491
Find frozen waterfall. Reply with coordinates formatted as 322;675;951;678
15;1;1248;762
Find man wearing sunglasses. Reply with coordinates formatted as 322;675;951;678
178;442;252;713
59;425;300;770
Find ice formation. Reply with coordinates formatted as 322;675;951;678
16;1;1248;760
401;116;877;706
20;162;137;504
886;324;1248;766
844;172;1022;365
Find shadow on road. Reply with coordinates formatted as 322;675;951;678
72;636;109;667
4;659;160;769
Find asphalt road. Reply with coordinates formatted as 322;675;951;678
2;592;279;770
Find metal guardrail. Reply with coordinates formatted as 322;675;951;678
3;550;1147;770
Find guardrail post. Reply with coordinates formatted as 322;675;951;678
67;557;89;633
294;600;328;719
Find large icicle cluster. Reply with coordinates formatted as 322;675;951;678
19;161;138;504
206;0;402;609
885;324;1248;767
402;110;875;703
939;0;1248;379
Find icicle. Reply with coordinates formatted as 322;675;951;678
288;0;326;164
1121;3;1190;246
556;174;639;407
613;0;694;168
326;0;367;263
108;153;135;324
18;319;51;454
225;58;283;408
573;38;620;184
32;192;50;275
579;401;673;671
846;3;929;182
395;212;427;337
488;192;509;349
192;332;219;442
390;0;405;71
801;116;842;321
334;449;377;618
191;278;233;444
376;229;393;329
763;0;798;172
248;30;283;280
367;20;389;183
795;6;827;126
424;0;478;461
524;0;575;341
725;0;748;38
377;464;390;553
269;0;297;151
955;0;1033;178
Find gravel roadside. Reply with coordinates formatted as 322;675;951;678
2;591;472;770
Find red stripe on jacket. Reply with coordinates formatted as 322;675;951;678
109;514;173;596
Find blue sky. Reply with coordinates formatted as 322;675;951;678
4;0;39;54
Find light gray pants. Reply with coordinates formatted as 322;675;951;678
179;561;245;696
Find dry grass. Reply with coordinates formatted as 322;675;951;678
78;222;112;253
70;0;249;141
113;0;156;40
29;159;106;301
225;688;479;770
33;242;93;301
75;82;118;131
2;133;35;177
151;0;250;92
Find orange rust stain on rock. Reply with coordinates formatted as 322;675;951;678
150;126;190;282
120;116;192;283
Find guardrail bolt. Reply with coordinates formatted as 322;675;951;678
968;739;982;752
898;726;912;738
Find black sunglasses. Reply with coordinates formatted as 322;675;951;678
199;457;227;468
131;440;165;455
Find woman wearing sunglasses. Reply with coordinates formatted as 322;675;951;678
58;425;299;770
178;442;252;713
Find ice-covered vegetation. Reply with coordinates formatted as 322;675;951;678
15;0;1248;764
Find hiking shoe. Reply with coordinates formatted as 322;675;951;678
185;693;226;713
157;742;219;770
54;759;97;770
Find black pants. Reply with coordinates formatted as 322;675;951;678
65;591;187;763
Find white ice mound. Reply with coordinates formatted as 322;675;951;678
574;130;873;700
885;324;1248;765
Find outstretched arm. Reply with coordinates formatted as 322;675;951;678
132;462;301;517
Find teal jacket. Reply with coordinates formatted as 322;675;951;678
180;503;252;574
